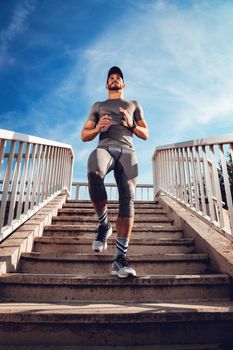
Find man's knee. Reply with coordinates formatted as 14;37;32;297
88;170;104;185
88;171;107;202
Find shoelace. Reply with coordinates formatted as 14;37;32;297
96;224;109;242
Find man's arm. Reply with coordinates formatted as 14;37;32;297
81;116;111;142
81;120;99;142
119;107;149;140
132;119;149;140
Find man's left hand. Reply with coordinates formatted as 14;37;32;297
119;107;134;128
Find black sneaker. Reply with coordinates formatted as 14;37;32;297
111;254;136;278
92;222;112;252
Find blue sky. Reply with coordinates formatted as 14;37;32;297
1;0;233;184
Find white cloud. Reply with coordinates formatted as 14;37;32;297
0;0;37;67
0;0;37;48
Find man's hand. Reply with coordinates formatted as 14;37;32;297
119;107;135;129
97;115;111;133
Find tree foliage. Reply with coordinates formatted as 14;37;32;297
218;152;233;209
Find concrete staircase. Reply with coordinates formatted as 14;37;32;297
0;199;233;348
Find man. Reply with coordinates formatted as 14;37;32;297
81;66;149;278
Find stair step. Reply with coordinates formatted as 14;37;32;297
43;225;183;239
58;208;167;216
63;202;161;210
0;345;226;350
34;237;195;254
66;200;158;204
0;344;228;350
52;216;174;225
0;274;230;303
0;301;232;346
18;252;209;275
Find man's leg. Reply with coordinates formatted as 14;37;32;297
93;200;108;227
87;148;115;252
111;149;138;278
115;216;134;254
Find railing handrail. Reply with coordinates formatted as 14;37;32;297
0;128;74;156
153;133;233;156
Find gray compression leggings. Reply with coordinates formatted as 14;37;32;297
87;146;138;217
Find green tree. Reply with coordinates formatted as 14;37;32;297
218;152;233;209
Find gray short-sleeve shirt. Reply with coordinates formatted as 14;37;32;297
87;98;144;149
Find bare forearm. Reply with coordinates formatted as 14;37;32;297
81;115;111;142
81;127;100;142
133;125;149;140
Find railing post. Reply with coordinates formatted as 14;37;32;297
0;139;6;179
202;145;215;222
209;145;224;229
195;146;207;217
16;143;31;219
152;155;157;199
76;183;80;200
24;143;36;213
0;140;16;230
8;141;24;224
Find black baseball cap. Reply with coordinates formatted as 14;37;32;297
107;66;124;83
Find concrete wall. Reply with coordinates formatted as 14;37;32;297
159;195;233;278
0;194;67;274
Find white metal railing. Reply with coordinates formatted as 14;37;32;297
0;128;74;242
152;133;233;238
71;182;154;201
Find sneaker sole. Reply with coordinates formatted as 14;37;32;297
92;242;107;253
111;270;136;279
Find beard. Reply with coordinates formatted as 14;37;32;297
108;86;121;91
108;81;122;91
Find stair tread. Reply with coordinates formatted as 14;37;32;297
0;301;233;323
34;237;194;246
58;209;167;213
44;225;182;232
1;273;230;285
20;252;209;262
66;200;158;204
63;204;162;209
52;216;173;222
64;202;161;204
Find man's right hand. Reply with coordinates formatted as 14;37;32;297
97;115;111;133
81;115;111;142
